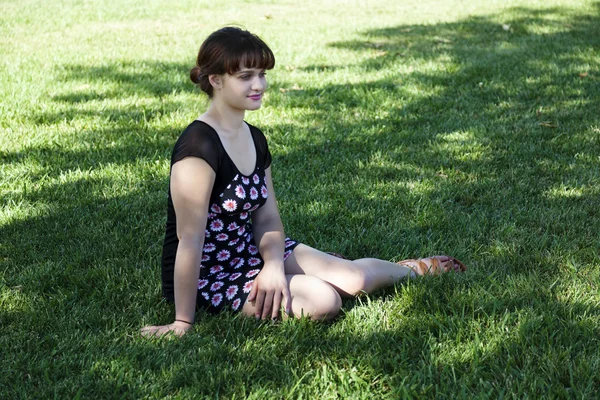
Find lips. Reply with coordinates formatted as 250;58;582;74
248;94;262;101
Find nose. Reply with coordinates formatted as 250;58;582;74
252;75;266;92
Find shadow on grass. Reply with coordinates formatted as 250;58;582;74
2;3;600;398
270;3;600;271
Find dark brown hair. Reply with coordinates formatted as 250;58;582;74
190;27;275;97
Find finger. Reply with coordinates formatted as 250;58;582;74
282;287;291;315
254;291;265;319
140;326;160;337
247;280;257;302
140;327;153;337
262;291;274;320
271;291;282;320
171;325;186;337
143;328;161;338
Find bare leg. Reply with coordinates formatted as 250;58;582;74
242;274;342;320
353;257;416;292
284;244;416;297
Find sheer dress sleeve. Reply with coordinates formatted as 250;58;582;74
170;121;221;172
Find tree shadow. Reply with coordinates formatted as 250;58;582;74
268;3;600;272
3;3;600;398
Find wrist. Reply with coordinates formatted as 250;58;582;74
173;319;194;330
262;260;285;271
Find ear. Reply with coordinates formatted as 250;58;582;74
208;74;222;90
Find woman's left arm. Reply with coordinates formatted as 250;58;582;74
249;166;291;319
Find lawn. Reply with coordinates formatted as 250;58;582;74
1;0;599;398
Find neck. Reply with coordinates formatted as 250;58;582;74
203;98;246;134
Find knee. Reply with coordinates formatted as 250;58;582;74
311;283;342;321
340;262;369;296
292;276;342;321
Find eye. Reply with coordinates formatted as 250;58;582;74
259;72;267;78
240;74;251;80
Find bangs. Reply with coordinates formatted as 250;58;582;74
222;35;275;75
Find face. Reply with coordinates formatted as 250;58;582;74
212;66;268;111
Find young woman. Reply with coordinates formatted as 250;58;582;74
141;27;466;337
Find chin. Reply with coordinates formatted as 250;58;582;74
246;103;262;111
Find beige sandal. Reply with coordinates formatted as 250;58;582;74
397;255;467;276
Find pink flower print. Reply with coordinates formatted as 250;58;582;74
204;229;212;238
248;245;258;255
235;185;246;199
243;202;252;210
207;212;217;220
243;280;254;293
197;279;209;289
261;186;268;199
233;174;239;181
211;293;223;306
241;176;250;185
232;298;241;310
201;292;209;300
285;239;295;247
222;199;237;212
249;257;261;267
233;258;245;269
284;250;292;259
217;250;231;261
236;242;246;253
227;222;239;232
237;225;246;236
210;204;222;214
201;254;210;262
249;187;259;200
225;285;239;300
216;233;229;241
228;238;239;246
203;243;216;252
217;272;229;280
210;265;224;274
253;174;260;185
249;204;259;212
210;281;224;292
229;272;242;281
239;212;249;221
210;219;224;232
246;269;260;278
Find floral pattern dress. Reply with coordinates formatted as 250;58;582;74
161;120;299;313
196;168;298;313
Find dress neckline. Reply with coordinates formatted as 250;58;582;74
195;120;259;177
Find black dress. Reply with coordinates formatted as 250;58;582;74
161;120;299;313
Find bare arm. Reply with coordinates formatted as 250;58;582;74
248;166;291;319
141;157;215;337
252;168;286;266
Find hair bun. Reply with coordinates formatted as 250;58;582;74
190;66;202;84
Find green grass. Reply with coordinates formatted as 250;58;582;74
2;0;600;398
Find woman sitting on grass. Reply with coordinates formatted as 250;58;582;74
141;27;466;337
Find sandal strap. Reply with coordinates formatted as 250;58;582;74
397;256;467;276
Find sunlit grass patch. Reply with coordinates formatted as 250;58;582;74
2;0;600;398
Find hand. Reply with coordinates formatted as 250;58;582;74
140;320;193;338
247;263;290;320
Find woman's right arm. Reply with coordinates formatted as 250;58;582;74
141;157;215;337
